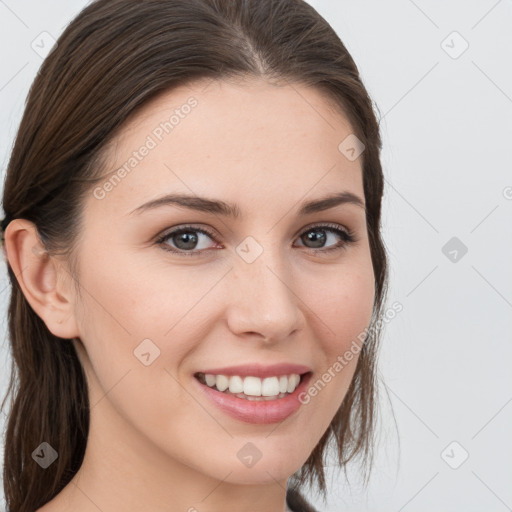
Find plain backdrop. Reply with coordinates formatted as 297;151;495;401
0;1;511;511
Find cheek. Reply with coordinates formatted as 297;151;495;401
73;256;203;431
73;255;253;471
296;262;375;403
302;261;375;347
74;248;224;388
77;244;203;337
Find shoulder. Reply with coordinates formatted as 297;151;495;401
286;486;321;512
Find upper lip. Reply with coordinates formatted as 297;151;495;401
195;363;312;379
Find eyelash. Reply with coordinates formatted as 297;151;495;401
155;222;357;258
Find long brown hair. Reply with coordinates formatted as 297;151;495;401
1;0;389;510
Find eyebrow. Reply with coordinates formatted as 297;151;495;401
128;191;365;218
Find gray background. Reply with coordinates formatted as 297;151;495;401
1;1;511;510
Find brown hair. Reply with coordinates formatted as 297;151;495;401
1;0;389;510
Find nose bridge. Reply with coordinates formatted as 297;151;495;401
227;236;301;338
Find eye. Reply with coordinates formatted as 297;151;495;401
156;223;357;257
156;225;219;256
294;222;357;254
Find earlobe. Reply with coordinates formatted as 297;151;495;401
3;219;80;339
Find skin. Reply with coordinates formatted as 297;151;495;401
5;76;375;512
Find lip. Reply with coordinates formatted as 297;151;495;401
194;363;312;379
193;371;313;424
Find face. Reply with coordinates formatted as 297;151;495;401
66;77;375;488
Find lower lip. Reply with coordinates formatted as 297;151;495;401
194;372;312;424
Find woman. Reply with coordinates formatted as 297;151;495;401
0;0;389;511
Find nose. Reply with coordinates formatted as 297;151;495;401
224;244;304;343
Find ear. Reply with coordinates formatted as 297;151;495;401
3;219;80;339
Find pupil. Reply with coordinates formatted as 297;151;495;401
305;229;326;248
175;231;198;250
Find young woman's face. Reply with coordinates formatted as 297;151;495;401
69;77;375;491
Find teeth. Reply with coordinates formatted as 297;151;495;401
205;374;216;387
279;375;288;394
215;375;229;392
228;375;244;394
261;376;279;396
199;373;303;398
287;374;300;393
244;376;261;396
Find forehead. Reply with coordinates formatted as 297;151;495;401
88;77;365;221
